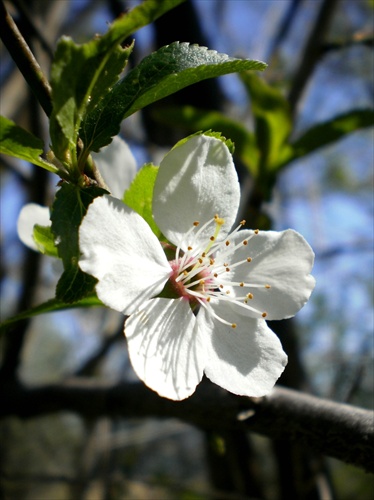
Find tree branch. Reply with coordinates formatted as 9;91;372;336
1;379;372;472
0;0;52;116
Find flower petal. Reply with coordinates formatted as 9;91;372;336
92;136;137;198
220;229;315;320
125;298;205;400
79;195;171;314
198;303;287;397
153;135;240;248
17;203;50;251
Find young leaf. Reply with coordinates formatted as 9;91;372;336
0;295;102;334
50;0;185;169
33;225;58;257
80;42;267;152
0;116;59;173
123;163;161;237
51;183;107;302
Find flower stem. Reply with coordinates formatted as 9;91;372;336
0;0;52;117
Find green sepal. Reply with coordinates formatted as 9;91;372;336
123;163;161;237
0;116;59;174
81;42;267;152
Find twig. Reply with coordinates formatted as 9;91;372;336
0;0;52;116
1;380;373;472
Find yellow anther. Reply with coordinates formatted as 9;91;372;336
226;290;230;294
210;258;215;265
198;258;203;264
202;252;206;257
219;284;224;289
199;280;205;285
265;284;271;289
214;214;225;225
247;257;252;262
207;297;211;302
188;246;193;251
254;229;259;234
262;312;267;318
231;323;237;329
240;282;244;287
247;293;253;299
183;270;188;276
193;221;199;226
240;220;246;226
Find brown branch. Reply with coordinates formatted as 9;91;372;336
0;0;52;116
288;0;340;114
1;379;372;472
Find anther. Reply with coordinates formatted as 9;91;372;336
243;240;248;246
262;312;267;318
231;323;237;329
225;241;230;246
188;246;193;251
240;282;244;287
193;221;199;226
240;220;246;226
254;229;259;235
214;273;218;278
247;257;252;262
247;293;253;299
225;267;230;272
210;236;215;241
265;284;271;289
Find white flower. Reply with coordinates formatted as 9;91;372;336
79;134;315;400
17;136;136;252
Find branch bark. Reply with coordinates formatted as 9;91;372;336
1;379;372;473
0;0;52;116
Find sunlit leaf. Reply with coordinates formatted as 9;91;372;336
0;116;59;173
123;163;161;237
81;43;267;152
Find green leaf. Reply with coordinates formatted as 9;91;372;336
81;42;267;151
0;295;102;334
123;163;161;237
50;0;184;169
51;183;107;302
240;72;292;174
50;37;134;167
288;109;374;164
0;116;59;173
152;105;259;176
33;225;58;257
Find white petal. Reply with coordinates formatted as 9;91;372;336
221;229;315;320
92;136;137;198
125;298;205;400
153;135;240;248
79;195;171;314
198;303;287;397
17;203;50;251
